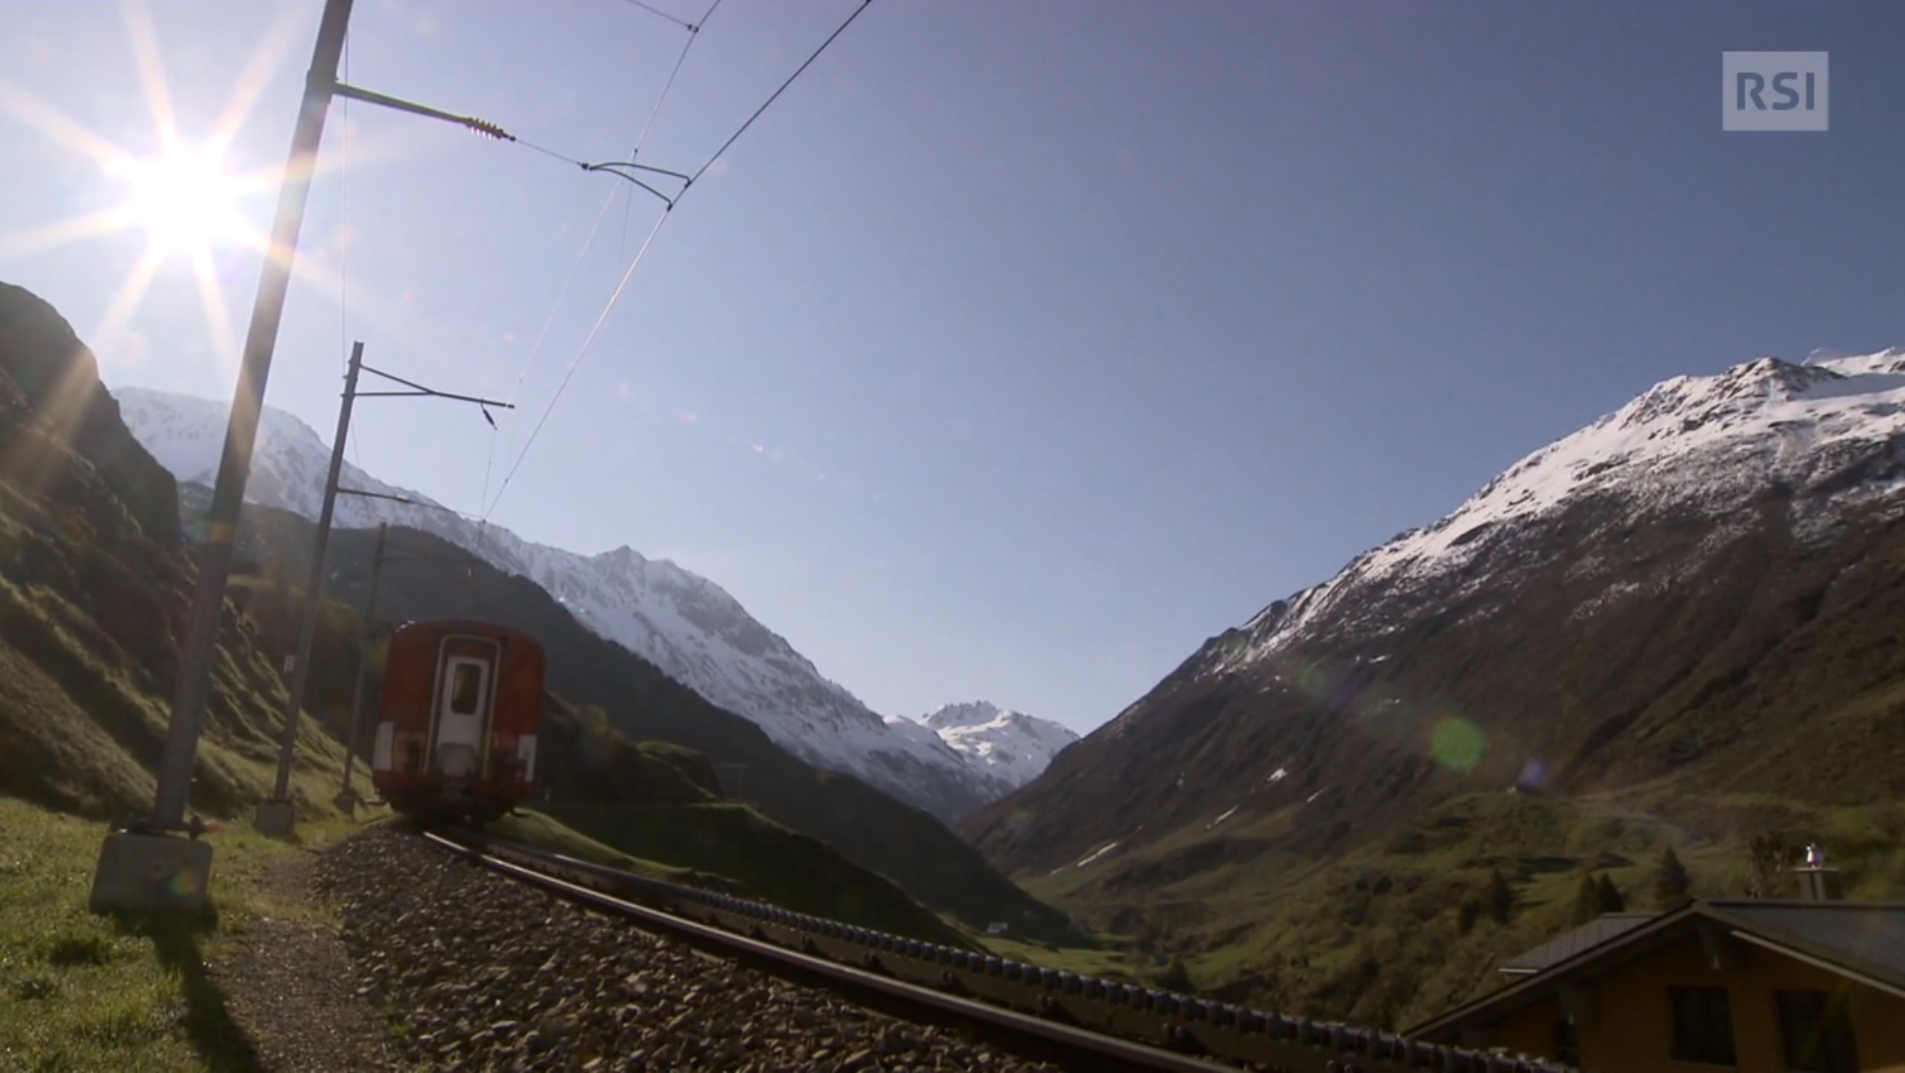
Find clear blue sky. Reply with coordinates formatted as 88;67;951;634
4;0;1903;734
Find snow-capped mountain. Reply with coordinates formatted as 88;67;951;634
1212;349;1905;676
914;702;1079;791
965;347;1905;880
115;386;1002;821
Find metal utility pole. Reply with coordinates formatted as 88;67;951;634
256;356;510;836
255;340;364;833
89;0;356;916
85;0;628;904
152;0;353;832
335;521;387;816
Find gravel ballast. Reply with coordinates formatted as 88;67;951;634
314;823;1066;1072
214;851;400;1073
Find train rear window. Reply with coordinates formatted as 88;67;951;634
449;662;484;715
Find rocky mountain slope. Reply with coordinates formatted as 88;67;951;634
116;387;1030;822
959;349;1905;1019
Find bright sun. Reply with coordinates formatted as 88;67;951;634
110;146;250;258
0;0;322;370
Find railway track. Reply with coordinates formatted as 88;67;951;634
419;825;1575;1073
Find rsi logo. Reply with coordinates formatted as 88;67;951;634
1723;51;1829;131
1737;71;1817;112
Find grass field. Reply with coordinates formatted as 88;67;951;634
3;792;945;1071
0;797;371;1073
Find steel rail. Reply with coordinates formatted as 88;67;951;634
425;829;1238;1072
416;826;1575;1073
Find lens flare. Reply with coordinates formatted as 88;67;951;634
165;868;203;899
1430;717;1488;772
1517;757;1548;789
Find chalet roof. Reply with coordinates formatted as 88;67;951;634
1407;898;1905;1041
1713;899;1905;994
1499;913;1658;976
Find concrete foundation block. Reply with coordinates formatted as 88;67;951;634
254;798;297;837
88;832;214;915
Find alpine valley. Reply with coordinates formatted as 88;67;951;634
0;278;1072;950
114;387;1076;822
961;350;1905;1029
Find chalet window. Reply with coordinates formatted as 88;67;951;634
1670;986;1737;1066
1777;990;1859;1073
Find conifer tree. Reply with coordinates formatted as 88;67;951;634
1485;867;1515;924
1655;845;1692;908
1747;833;1790;898
1596;873;1626;913
1156;954;1194;994
1571;873;1600;925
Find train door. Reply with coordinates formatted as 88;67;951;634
428;635;500;779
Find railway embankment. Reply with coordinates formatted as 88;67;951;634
314;822;1063;1072
0;798;1059;1071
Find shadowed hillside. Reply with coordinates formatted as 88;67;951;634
0;280;358;821
0;275;1007;948
203;492;1078;943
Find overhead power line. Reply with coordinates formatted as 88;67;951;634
633;0;721;161
689;0;870;186
619;0;701;33
486;210;669;514
478;0;720;528
480;0;873;523
622;0;725;244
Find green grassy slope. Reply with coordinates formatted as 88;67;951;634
0;281;367;824
1012;786;1905;1030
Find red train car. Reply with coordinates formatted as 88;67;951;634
370;619;546;825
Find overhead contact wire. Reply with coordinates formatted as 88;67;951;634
487;209;671;516
485;0;873;520
480;0;715;523
514;137;592;168
688;0;871;186
622;0;722;250
340;32;369;475
619;0;699;33
339;33;350;382
478;182;622;519
633;0;718;155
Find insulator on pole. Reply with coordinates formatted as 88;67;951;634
464;117;514;142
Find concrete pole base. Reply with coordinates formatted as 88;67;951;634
88;832;214;915
254;798;297;836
